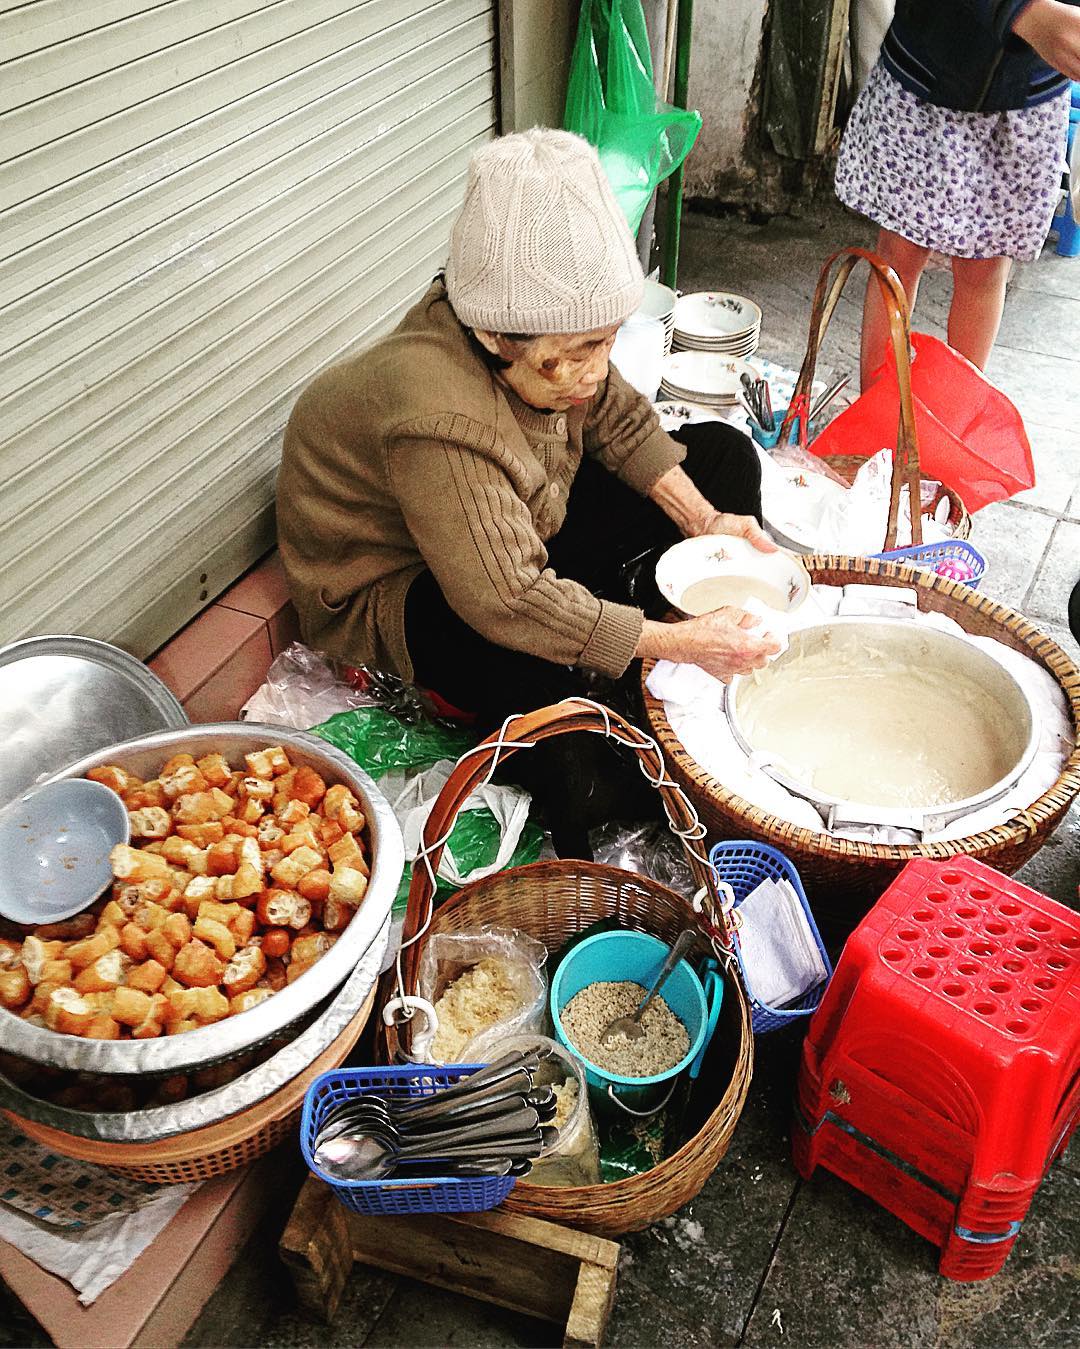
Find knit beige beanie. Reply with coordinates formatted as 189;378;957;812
446;128;644;336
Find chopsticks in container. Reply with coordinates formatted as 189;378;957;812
740;372;775;432
809;375;849;423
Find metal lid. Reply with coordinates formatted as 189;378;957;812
0;636;188;810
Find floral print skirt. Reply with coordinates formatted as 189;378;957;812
836;62;1070;261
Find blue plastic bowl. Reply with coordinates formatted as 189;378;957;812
0;778;130;925
550;931;708;1116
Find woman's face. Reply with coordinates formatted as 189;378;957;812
475;326;620;411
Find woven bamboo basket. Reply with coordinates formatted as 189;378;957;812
643;557;1080;931
381;701;753;1237
4;988;375;1184
778;246;971;551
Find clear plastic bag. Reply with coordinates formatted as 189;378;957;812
241;641;459;729
589;821;695;900
240;642;379;728
768;442;852;489
417;926;549;1065
313;709;543;920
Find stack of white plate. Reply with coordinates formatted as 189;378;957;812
658;351;757;408
633;279;678;356
672;291;762;357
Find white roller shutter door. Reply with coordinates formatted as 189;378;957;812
0;0;497;657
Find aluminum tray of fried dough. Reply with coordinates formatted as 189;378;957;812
0;920;389;1142
0;723;404;1076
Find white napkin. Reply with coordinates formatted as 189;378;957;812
741;597;791;659
0;1183;197;1305
742;580;846;659
734;878;829;1008
837;584;920;617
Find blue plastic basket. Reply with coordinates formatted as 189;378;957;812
709;841;832;1034
300;1064;517;1216
870;540;986;588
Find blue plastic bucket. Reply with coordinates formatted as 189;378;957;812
550;931;708;1117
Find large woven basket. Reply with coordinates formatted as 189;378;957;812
643;558;1080;932
4;989;375;1184
381;701;753;1238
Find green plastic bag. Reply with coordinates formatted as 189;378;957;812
313;706;475;777
389;805;544;916
564;0;701;234
312;707;543;916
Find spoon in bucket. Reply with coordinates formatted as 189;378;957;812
599;929;698;1046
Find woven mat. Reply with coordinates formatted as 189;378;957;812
0;1119;168;1229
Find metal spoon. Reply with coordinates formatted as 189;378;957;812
316;1104;542;1157
396;1050;546;1109
390;1157;515;1178
393;1157;535;1179
599;929;698;1045
314;1067;536;1138
317;1086;557;1155
393;1069;535;1124
314;1134;545;1183
402;1086;555;1132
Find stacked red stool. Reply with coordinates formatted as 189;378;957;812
792;857;1080;1280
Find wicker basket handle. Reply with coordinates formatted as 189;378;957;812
777;246;922;550
395;699;729;992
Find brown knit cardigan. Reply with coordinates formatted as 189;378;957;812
276;280;685;683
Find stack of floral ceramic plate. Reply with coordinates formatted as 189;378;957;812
671;292;762;357
658;351;757;408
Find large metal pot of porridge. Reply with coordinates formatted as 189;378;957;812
724;619;1040;836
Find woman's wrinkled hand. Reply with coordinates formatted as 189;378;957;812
696;509;778;554
666;607;782;683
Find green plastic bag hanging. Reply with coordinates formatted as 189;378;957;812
564;0;701;234
312;707;542;916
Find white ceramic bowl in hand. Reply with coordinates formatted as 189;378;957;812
654;535;812;618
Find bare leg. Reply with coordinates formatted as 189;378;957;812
861;227;931;389
949;255;1012;370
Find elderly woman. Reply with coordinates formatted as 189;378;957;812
278;129;778;854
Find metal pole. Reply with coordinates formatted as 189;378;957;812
660;0;694;289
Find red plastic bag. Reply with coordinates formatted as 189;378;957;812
809;333;1034;512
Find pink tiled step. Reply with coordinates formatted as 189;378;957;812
149;551;300;722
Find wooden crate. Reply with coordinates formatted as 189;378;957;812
279;1176;620;1349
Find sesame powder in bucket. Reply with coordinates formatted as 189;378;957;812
561;980;690;1078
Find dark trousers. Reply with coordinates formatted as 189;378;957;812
403;421;762;855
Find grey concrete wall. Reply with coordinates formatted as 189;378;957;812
498;0;579;131
684;0;768;200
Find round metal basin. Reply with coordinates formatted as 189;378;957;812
724;619;1040;836
0;723;404;1075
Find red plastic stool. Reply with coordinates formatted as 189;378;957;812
792;857;1080;1280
